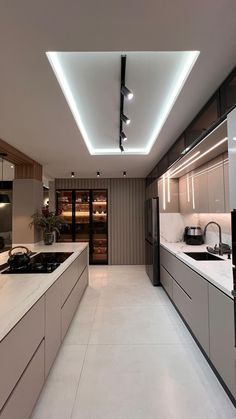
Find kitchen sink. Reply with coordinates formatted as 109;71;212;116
184;252;224;261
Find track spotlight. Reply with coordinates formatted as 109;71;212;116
121;85;133;100
97;171;100;177
121;113;130;125
123;171;127;177
120;131;127;142
71;171;75;178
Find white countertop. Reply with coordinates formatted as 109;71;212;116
160;240;233;299
0;242;88;342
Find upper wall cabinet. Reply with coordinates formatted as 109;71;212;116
158;178;179;213
179;153;229;214
207;155;225;213
227;107;236;210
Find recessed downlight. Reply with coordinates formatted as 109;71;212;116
97;171;101;177
123;171;127;177
71;171;75;178
120;131;127;142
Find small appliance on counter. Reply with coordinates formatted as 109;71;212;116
184;226;204;245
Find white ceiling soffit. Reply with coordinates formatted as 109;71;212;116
46;51;199;156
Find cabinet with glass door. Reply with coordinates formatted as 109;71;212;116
56;189;108;264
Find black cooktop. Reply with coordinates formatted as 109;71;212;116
1;252;73;274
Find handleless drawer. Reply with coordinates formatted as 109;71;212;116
160;246;176;278
0;297;45;411
61;248;87;305
61;266;88;340
160;265;173;299
0;340;45;419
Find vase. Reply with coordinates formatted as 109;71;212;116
44;233;54;245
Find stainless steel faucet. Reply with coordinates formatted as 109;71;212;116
203;221;223;256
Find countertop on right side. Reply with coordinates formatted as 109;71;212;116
160;240;233;299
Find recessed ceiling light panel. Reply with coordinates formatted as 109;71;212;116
46;51;199;155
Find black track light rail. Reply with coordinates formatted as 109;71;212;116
119;55;126;152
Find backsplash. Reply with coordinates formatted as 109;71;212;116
160;212;231;246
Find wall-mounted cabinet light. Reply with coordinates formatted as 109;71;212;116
120;131;127;142
121;113;130;125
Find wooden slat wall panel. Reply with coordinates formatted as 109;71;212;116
110;179;145;265
54;178;145;265
55;178;110;189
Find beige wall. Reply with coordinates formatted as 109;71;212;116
12;179;43;243
54;178;145;265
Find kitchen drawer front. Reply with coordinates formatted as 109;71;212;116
61;258;80;305
0;340;45;419
209;285;236;396
45;278;62;377
77;248;88;278
160;246;177;278
160;265;173;299
61;267;88;340
0;297;44;410
172;279;192;326
61;249;88;305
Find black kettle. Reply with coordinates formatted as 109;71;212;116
8;246;31;271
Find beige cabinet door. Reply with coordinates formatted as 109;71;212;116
209;285;236;397
45;278;62;377
179;174;193;213
223;153;230;213
207;155;225;213
193;164;209;213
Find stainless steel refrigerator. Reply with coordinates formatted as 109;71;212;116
145;197;160;286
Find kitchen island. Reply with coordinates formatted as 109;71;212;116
0;242;89;419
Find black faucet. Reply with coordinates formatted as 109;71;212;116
203;221;223;256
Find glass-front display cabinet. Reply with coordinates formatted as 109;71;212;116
56;189;108;264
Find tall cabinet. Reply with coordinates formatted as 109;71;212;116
56;189;108;264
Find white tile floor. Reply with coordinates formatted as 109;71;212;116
31;265;236;419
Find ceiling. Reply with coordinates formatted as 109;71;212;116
47;51;199;155
0;0;235;178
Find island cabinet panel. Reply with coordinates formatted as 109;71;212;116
0;340;45;419
160;265;173;299
61;267;88;340
0;297;44;411
45;278;62;377
209;285;236;397
61;248;87;305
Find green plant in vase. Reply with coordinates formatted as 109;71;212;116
30;207;67;245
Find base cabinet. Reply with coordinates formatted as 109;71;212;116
160;244;236;401
61;267;88;340
209;285;236;397
45;279;62;377
0;341;45;419
0;247;89;419
160;265;173;299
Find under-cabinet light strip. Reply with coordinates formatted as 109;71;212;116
191;176;195;210
187;174;190;202
171;137;228;177
163;174;166;210
167;176;170;203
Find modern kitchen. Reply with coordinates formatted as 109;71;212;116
0;2;236;418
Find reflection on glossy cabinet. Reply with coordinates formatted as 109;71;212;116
179;153;229;214
158;178;179;213
179;175;193;213
193;164;209;213
207;155;225;213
